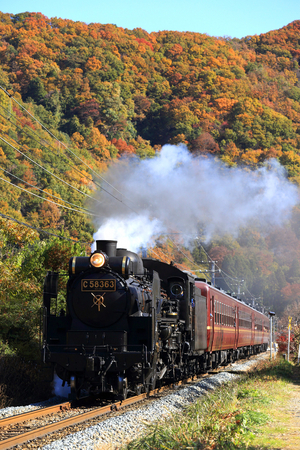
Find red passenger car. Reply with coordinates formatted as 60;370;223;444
195;281;269;367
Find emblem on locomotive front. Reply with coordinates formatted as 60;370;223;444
91;293;106;311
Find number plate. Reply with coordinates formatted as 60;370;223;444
81;279;116;292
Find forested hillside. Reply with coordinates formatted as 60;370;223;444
1;13;300;167
1;11;300;357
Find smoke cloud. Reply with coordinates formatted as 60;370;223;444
92;144;299;251
52;373;71;398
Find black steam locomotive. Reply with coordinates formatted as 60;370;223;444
42;240;269;399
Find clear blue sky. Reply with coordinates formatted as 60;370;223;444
3;0;300;38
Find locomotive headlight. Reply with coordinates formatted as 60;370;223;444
90;252;107;268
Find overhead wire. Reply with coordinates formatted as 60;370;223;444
0;90;139;213
0;104;96;184
0;103;121;204
171;233;256;299
160;233;246;296
0;106;120;213
0;132;135;214
147;246;172;264
193;237;239;282
145;230;241;291
0;211;91;244
0;174;103;216
0;84;137;205
0;134;96;200
2;130;137;213
0;166;95;214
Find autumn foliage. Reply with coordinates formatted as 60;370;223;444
1;12;300;366
0;12;299;169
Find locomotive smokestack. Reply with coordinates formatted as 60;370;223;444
96;240;117;257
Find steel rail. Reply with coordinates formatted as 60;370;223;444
0;401;72;429
0;391;159;449
0;353;267;449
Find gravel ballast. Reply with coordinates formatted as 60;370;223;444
39;354;267;450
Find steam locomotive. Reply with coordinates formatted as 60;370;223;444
42;240;269;399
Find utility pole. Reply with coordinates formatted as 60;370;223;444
194;260;219;286
288;316;292;362
269;311;276;359
237;279;244;297
211;261;215;287
251;297;262;309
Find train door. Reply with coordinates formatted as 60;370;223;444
234;306;239;349
208;296;214;351
214;299;222;351
192;286;207;351
216;301;224;351
220;302;224;350
251;312;255;346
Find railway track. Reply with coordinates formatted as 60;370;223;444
0;389;163;449
0;354;266;449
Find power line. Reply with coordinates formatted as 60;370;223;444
0;212;91;244
0;92;139;214
0;85;135;203
0;114;131;212
179;235;258;299
148;246;172;264
0;166;94;214
193;237;243;282
154;234;242;294
0;104;96;185
0;103;119;205
0;174;102;216
0;86;142;246
0;134;97;201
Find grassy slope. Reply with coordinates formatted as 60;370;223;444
124;358;300;450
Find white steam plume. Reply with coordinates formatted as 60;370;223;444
92;144;299;251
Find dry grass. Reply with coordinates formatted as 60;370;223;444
120;358;300;450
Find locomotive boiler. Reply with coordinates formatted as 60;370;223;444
42;240;269;399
